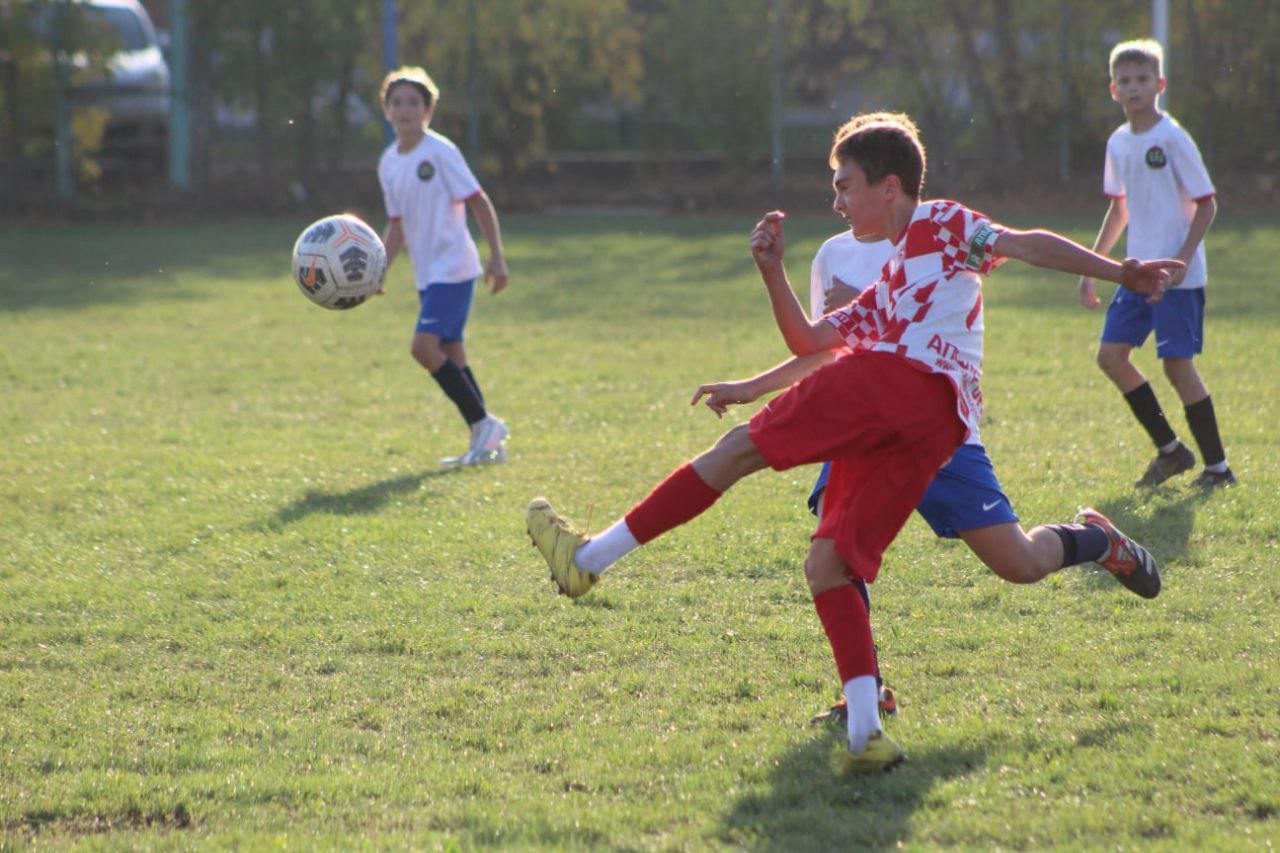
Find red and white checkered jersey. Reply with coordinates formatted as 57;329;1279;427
824;200;1007;440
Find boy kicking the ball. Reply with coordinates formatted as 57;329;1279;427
695;117;1163;729
377;66;510;466
526;113;1180;772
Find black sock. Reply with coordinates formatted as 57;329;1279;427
1184;396;1226;467
1048;523;1111;567
1123;382;1178;449
461;365;485;407
431;359;486;425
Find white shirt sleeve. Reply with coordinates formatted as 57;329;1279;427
438;144;482;203
1102;133;1124;198
1168;127;1215;201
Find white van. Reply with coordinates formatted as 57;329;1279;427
29;0;170;163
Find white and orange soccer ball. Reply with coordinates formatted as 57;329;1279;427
291;213;387;310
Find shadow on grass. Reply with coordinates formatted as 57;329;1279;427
719;735;988;849
262;468;460;530
0;221;297;314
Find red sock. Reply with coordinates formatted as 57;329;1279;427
624;463;723;544
813;585;877;683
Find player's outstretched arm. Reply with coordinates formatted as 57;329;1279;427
692;351;835;418
997;228;1182;304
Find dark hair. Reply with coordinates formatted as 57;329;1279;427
828;112;927;199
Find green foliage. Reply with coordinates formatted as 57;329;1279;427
0;1;117;168
7;1;1278;195
1;212;1278;847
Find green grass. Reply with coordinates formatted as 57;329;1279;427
1;212;1278;849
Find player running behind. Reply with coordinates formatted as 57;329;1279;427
1079;39;1234;489
526;113;1179;773
377;66;510;466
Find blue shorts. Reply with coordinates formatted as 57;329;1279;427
1101;287;1204;359
416;279;476;343
808;443;1018;539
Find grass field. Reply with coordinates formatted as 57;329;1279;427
2;212;1278;849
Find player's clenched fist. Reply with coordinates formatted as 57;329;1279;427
749;211;787;269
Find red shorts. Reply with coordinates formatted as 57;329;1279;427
748;351;964;583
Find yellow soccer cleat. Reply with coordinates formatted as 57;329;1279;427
525;498;598;598
840;730;905;774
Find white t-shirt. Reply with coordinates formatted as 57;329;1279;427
825;201;1008;442
808;231;893;319
1103;113;1215;289
378;129;484;288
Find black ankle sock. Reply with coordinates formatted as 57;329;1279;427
431;359;486;425
1184;396;1226;467
1123;382;1178;449
1048;523;1110;567
461;365;485;407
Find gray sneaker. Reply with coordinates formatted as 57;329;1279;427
1192;468;1236;490
1135;442;1195;488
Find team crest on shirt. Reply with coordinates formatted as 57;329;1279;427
1145;146;1168;169
417;160;436;181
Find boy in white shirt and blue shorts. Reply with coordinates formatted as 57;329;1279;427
377;66;510;466
1079;39;1233;489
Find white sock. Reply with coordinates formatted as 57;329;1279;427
574;518;639;574
1158;439;1182;455
844;675;881;754
1204;461;1229;473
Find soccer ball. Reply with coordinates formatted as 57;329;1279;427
291;213;387;310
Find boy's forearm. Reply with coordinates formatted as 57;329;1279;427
760;265;828;355
1090;199;1127;256
750;351;836;395
382;222;405;265
1002;229;1128;283
468;192;505;260
1176;196;1217;262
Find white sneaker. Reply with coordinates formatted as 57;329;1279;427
469;415;509;455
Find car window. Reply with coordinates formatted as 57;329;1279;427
29;3;151;52
87;7;150;52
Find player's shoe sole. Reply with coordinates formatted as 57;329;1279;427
840;731;905;774
525;498;598;598
1135;442;1195;488
441;446;508;467
1076;507;1161;599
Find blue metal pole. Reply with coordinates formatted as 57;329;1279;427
168;0;190;190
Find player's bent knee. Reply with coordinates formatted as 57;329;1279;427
803;548;849;595
1095;347;1124;374
717;424;766;471
410;336;445;368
